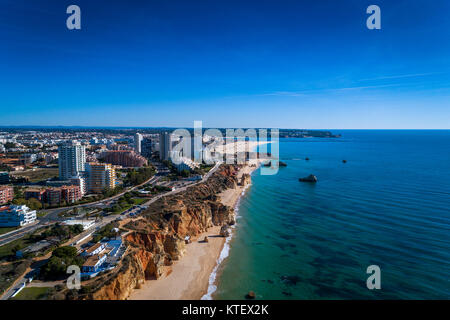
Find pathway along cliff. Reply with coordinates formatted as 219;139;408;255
51;164;252;300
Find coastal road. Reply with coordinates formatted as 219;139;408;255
141;161;222;207
0;171;162;247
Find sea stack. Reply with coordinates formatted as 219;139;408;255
246;291;256;299
299;174;318;183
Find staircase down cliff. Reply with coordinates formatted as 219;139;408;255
80;164;247;300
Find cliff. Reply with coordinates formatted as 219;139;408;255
83;164;242;300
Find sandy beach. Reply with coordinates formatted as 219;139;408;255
129;161;261;300
214;140;271;157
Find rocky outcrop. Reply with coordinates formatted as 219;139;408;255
299;174;318;183
220;225;230;237
263;161;287;167
90;253;145;300
239;173;251;186
88;164;242;300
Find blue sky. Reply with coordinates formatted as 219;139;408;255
1;0;449;128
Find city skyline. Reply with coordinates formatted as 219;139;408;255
1;0;450;129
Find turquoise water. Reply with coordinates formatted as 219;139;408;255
214;130;450;299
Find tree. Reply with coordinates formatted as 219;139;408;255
52;246;78;259
27;198;42;210
180;169;190;177
40;245;84;280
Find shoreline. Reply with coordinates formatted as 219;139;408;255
128;161;261;300
201;179;253;300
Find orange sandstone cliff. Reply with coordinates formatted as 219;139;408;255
83;164;247;300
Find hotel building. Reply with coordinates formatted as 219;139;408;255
100;150;147;167
0;205;37;227
86;163;116;193
58;141;86;180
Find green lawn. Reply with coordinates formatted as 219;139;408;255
37;211;50;218
109;198;145;215
131;198;146;205
0;236;34;261
11;287;51;300
0;227;19;235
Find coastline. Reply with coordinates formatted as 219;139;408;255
128;161;261;300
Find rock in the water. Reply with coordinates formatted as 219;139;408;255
246;291;256;299
305;157;310;161
299;174;318;183
342;159;347;163
264;161;287;167
220;225;230;237
280;275;301;286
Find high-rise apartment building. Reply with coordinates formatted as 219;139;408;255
159;132;173;161
58;141;86;180
85;163;116;193
141;137;153;158
134;133;143;154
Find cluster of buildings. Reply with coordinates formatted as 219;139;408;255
57;141;116;195
80;238;125;276
99;144;148;167
25;185;82;206
158;132;202;172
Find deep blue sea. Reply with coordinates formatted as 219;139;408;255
213;130;450;299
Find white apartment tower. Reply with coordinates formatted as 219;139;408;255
134;133;143;154
58;141;86;180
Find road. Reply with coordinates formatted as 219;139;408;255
141;161;222;206
0;170;162;247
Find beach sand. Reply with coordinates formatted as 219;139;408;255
129;225;225;300
128;159;262;300
214;140;270;156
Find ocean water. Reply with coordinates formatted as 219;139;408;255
213;130;450;299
